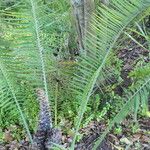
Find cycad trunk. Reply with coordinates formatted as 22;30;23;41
32;88;61;150
71;0;95;54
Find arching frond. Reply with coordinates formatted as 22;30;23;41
0;61;33;142
0;0;71;136
0;0;58;139
71;0;150;148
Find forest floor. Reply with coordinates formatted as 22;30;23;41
75;118;150;150
0;117;149;150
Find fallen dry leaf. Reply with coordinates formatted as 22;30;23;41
132;133;142;142
4;130;13;142
140;135;150;143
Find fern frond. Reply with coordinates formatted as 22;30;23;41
0;0;52;136
0;61;33;143
30;0;47;87
0;0;71;132
71;0;150;148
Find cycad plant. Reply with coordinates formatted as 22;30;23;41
0;0;150;150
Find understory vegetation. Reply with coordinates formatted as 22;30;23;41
0;0;150;149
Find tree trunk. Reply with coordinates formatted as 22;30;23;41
71;0;94;54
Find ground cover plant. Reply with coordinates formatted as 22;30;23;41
0;0;150;149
